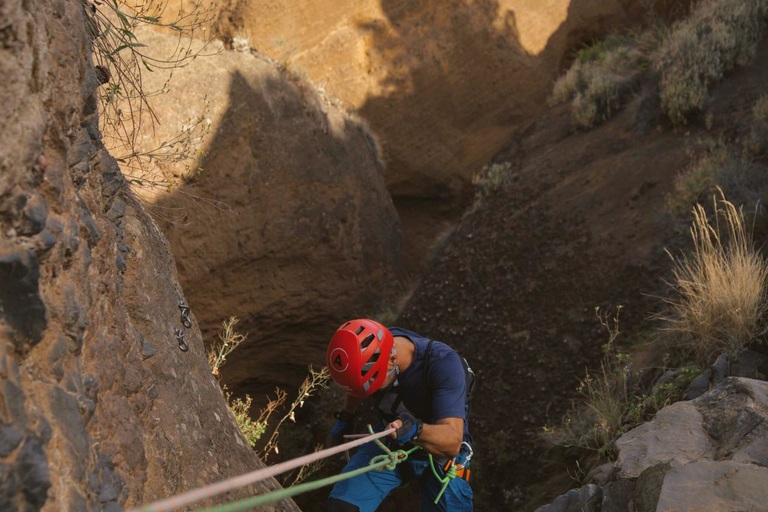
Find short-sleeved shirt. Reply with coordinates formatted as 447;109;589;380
375;327;472;444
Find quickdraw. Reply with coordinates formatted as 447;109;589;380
173;328;189;352
178;300;192;328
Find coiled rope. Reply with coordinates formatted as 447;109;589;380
128;427;397;512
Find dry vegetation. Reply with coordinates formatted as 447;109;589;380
550;0;768;128
662;193;768;365
549;35;648;129
656;0;768;124
85;0;217;199
207;318;331;484
546;192;767;466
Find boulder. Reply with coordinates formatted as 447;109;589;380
534;483;601;512
614;401;716;478
655;460;768;512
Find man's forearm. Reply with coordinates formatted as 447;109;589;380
414;423;462;458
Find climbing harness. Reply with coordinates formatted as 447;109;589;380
427;441;473;504
173;328;188;352
178;300;192;328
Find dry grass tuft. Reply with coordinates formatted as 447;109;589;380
663;191;768;365
655;0;768;125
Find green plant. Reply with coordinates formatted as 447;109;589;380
228;394;267;447
662;190;768;365
574;34;635;64
655;0;768;125
473;162;514;198
542;307;630;459
625;366;701;425
668;146;728;215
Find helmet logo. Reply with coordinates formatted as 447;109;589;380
329;348;349;372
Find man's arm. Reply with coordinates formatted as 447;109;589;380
388;416;463;458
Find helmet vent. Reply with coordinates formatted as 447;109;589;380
360;333;375;350
355;326;365;335
362;371;379;392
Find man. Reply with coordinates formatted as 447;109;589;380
323;318;474;512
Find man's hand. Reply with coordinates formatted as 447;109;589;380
388;412;423;444
330;410;355;445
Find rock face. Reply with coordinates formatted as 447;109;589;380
537;378;768;512
129;29;403;397
0;1;298;510
213;0;667;199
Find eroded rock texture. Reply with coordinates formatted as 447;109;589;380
0;1;298;510
130;29;403;397
212;0;689;199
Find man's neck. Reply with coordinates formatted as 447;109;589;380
393;336;415;372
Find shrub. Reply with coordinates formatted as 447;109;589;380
550;38;645;129
655;0;768;125
228;394;267;447
208;317;248;379
473;162;514;198
662;191;768;365
543;308;703;462
667;146;728;215
542;308;630;459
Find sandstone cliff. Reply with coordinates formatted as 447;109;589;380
213;0;685;199
126;28;404;398
0;1;298;510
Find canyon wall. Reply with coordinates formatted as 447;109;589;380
0;2;297;510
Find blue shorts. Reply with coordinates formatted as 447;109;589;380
328;441;473;512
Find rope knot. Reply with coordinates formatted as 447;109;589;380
370;453;400;471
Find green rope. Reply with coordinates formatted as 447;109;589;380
188;427;419;512
187;458;392;512
428;454;457;504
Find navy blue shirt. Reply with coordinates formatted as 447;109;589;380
378;327;472;444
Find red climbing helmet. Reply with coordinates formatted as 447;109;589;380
327;319;395;398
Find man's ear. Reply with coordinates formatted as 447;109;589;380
388;349;398;368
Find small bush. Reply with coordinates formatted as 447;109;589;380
542;308;630;459
473;162;514;198
668;147;728;215
655;0;768;125
550;39;644;129
543;308;703;462
662;192;768;365
228;394;267;447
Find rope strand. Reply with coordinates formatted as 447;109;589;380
128;427;396;512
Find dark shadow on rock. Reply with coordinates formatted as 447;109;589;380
155;69;404;401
